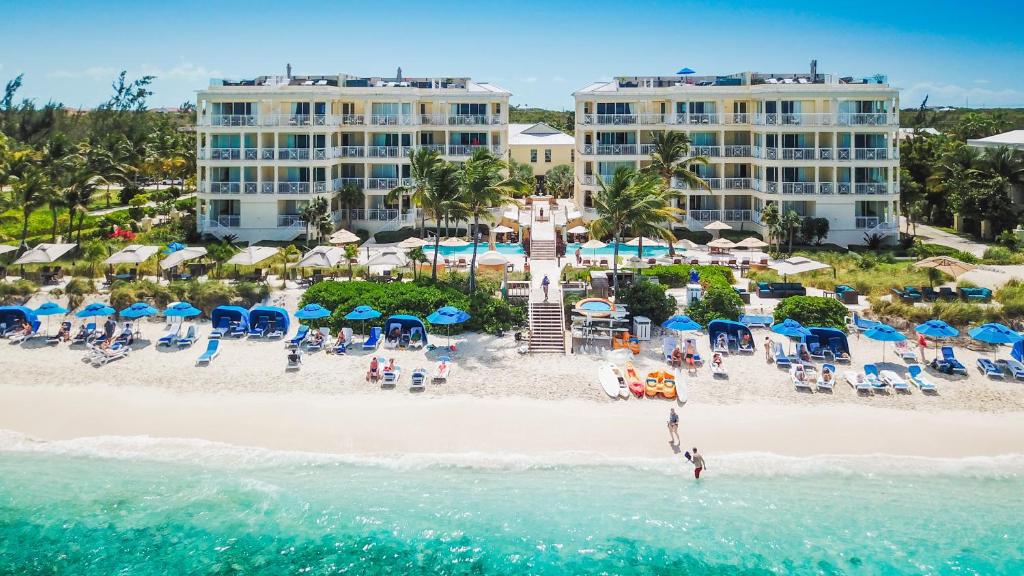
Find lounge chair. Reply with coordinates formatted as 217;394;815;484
227;321;247;338
306;327;329;352
113;323;134;346
265;320;284;339
91;342;130;366
287;325;310;349
248;317;268;338
662;336;677;364
433;355;452;383
894;340;917;363
806;340;831;361
329;327;353;355
382;361;401;387
286;349;302;371
904;286;924;301
977;357;1004;379
683;338;703;366
937;286;957;301
408;327;425;350
410;368;427;391
827;337;852;363
176;324;197;348
737;336;755;353
790;364;813;391
712;334;729;355
817;363;836;391
772;342;792;368
880;370;911;393
941;346;968;375
384;322;402;349
158;321;182;346
196;339;220;366
0;323;11;338
863;364;889;393
996;357;1024;380
8;321;41;344
71;322;94;345
844;370;872;395
363;326;382;350
907;364;938;393
852;313;880;332
739;314;772;328
710;357;727;378
210;316;231;339
47;321;72;345
921;286;939;302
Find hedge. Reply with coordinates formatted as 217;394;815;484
300;279;525;334
616;281;676;326
373;227;418;244
773;296;848;330
648;264;734;288
108;279;269;317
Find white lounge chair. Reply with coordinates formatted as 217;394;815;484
817;363;836;391
91;343;130;366
710;356;727;378
382;362;401;387
408;327;425;350
433;356;452;383
894;340;918;363
158;320;182;346
907;364;938;393
844;370;872;395
996;358;1024;380
410;368;428;391
880;369;911;393
790;364;814;391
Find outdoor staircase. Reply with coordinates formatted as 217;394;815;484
530;238;557;260
528;301;566;353
866;220;899;239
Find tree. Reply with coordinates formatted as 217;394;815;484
387;147;441;237
780;210;802;253
343;243;359;280
643;130;711;194
423;162;462;281
508;159;535;196
300;196;332;243
336;182;364;232
10;163;47;250
407;246;426;280
760;202;780;252
544;164;574;198
459;148;520;292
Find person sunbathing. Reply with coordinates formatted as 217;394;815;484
671;347;683;367
711;353;723;368
287;349;301;365
822;369;833;383
410;330;422;344
55;323;71;342
834;350;850;361
385;358;396;371
388;327;401;341
19;321;32;337
798;344;811;362
685;341;696;362
366;357;380;381
740;333;752;350
310;329;324;347
334;331;347;347
716;333;728;350
794;367;806;382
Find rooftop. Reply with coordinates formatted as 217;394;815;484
508;123;575;146
207;72;509;94
576;70;891;95
967;130;1024;150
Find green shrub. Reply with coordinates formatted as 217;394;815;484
373;227;418;244
648;264;734;288
119;184;142;205
127;194;150;221
0;279;38;305
64;278;95;311
686;283;743;326
929;300;987;326
773;296;848;330
995;280;1024;318
233;282;270;307
616;281;676;326
982;246;1022;265
108;280;174;311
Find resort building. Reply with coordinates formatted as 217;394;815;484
507;122;575;190
572;68;901;246
195;69;510;242
968;129;1024;209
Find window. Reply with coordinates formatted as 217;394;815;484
530;149;537;163
544;149;552;163
596;102;633;115
571;149;575;162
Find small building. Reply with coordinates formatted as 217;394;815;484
508;122;575;190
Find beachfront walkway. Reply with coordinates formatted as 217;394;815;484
902;218;988;258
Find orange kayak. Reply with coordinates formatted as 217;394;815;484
645;370;677;398
624;361;644;397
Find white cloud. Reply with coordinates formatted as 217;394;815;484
46;66;117;80
141;63;222;81
900;81;1024;107
552;75;566;83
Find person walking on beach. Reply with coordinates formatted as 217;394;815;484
667;408;680;444
917;332;928;363
690;448;706;479
764;336;773;362
541;274;550;301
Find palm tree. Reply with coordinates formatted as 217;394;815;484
387;148;441;237
423;162;461;281
644;130;712;195
781;210;802;254
760;202;780;252
626;181;682;257
543;164;574;198
10;164;48;251
979;146;1024;197
336;182;364;232
299;196;331;243
460;148;521;292
62;160;100;245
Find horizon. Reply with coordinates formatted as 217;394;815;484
2;0;1023;111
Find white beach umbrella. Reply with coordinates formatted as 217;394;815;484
159;247;207;270
703;221;732;231
104;244;160;265
328;229;360;244
439;237;469;247
492;225;514;234
625;236;663;246
296;246;344;268
13;243;77;265
366;250;408;268
397;236;429;249
673;239;699;250
735;237;769;250
580;239;607;249
769;256;831;279
477;250;508;266
567;225;589;235
706;238;737;250
0;245;19;256
226;246;280;266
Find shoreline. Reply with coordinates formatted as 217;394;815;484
2;385;1022;461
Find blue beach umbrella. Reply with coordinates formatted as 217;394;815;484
163;242;185;254
163;301;201;318
863;323;906;362
676;67;696;75
76;302;116;318
345;305;382;339
772;319;812;353
295;303;331;320
969;323;1023;358
427;306;470;346
661;314;701;332
35;301;69;336
120;302;158;319
915;319;959;361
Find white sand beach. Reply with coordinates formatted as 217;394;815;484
2;320;1023;460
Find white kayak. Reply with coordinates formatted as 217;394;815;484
598;363;628;399
676;373;688;405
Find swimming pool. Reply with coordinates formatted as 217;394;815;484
566;242;673;258
427;242;525;257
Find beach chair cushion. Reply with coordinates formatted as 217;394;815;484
196;339;220;365
976;358;1004;378
941;347;967;373
288;325;310;348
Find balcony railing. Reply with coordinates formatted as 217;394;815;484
340;114;365;125
261;149;275;160
688;210;721;222
419;113;445;125
855;216;883;229
277;182;310;194
208;215;240;228
595;114;638;125
672;177;721;190
262;114;313;127
313;181;329;193
726;113;749;124
367;177;399;189
752;147;779;160
781;148;817;160
723;178;752;189
818;182;834;194
335;177;365;190
447;144;503;156
370;114;416;126
368;146;402;158
595;144;638;155
853;148;892;160
205;115;258;127
337;209;417;222
277;148;310;160
781;182;818;194
690;146;721;157
724;145;751;157
855;183;889;195
334;146;365;158
838;113;894;126
818;148;833;160
684;113;719;125
313;148;329;160
639;143;657;155
722;209;753;222
206;182;241;194
419;144;446;154
448;114;502;125
278;214;305;227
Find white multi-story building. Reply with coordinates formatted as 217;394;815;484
195;70;510;242
572;69;901;245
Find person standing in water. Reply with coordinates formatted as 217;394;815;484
667;408;680;444
690;447;706;479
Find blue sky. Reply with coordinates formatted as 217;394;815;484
2;0;1022;110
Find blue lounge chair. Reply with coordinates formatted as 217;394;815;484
265;320;284;339
9;320;41;344
772;342;792;368
196;339;220;365
996;358;1024;380
248;317;268;338
306;327;328;352
863;364;889;392
852;313;881;332
907;364;938;393
47;321;72;345
806;340;830;361
941;346;968;375
362;326;382;350
158;321;181;346
72;322;95;345
827;337;852;363
227;321;247;338
209;316;231;339
976;357;1004;379
177;324;197;348
287;325;310;348
114;323;134;346
817;363;836;391
739;314;772;328
411;368;427;390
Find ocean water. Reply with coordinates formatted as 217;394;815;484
1;434;1021;575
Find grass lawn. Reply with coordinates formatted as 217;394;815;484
86;189;129;211
0;207;102;245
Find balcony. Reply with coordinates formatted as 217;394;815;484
781;148;817;160
853;148;894;160
724;145;751;157
369;114;416;126
448;114;502;126
204;115;257;127
206;182;241;194
855;183;889;195
312;148;329;160
752;147;778;160
334;146;365;158
447;144;503;156
278;214;305;227
671;177;721;190
368;146;402;158
262;114;315;127
781;182;818;194
367;178;399;190
682;113;720;125
340;114;365;126
594;114;638;126
818;148;834;160
277;148;310;161
337;209;417;223
690;146;721;157
838;113;895;126
595;144;638;156
722;209;753;221
335;177;365;190
726;113;750;124
277;182;310;194
419;144;447;154
723;178;752;189
207;215;240;228
855;216;885;229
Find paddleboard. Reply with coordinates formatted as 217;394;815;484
598;363;624;399
676;375;688;405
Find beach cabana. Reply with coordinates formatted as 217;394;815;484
383;314;428;345
802;327;850;360
707;319;754;352
211;305;250;333
104;244;160;265
226;246;279;266
1013;340;1024;363
249;306;290;335
0;305;38;334
0;245;17;257
12;243;77;265
159;246;208;270
297;246;344;268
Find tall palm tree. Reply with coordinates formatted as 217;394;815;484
460;148;521;292
11;164;48;251
336;182;365;232
781;209;802;254
644;130;712;196
63;161;99;245
423;162;462;281
388;148;442;237
979;146;1024;197
760;202;780;252
626;181;682;257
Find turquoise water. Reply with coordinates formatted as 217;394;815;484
1;436;1021;575
568;242;672;258
429;242;525;257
